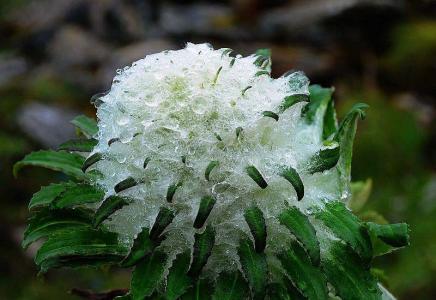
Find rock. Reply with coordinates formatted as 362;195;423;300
159;3;248;39
47;25;110;91
17;103;77;148
260;0;402;40
0;56;27;87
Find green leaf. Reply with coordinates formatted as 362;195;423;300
212;271;249;300
29;182;70;209
238;235;268;299
278;241;328;299
316;201;372;262
279;206;320;265
164;251;192;300
35;228;127;273
150;207;175;241
115;177;141;193
82;152;102;172
121;227;154;267
301;85;334;124
167;182;182;202
245;165;268;189
71;115;98;138
267;279;305;300
255;70;270;77
143;157;151;169
349;179;373;212
14;150;85;179
194;196;216;229
180;278;213;300
243;206;267;253
323;98;338;140
205;161;219;181
51;183;104;209
93;196;132;228
58;138;98;152
235;126;243;138
131;251;167;300
23;208;93;249
334;103;369;185
280;166;304;201
366;222;410;248
262;111;279;121
188;225;215;277
305;143;340;174
322;242;381;300
254;49;271;69
279;94;309;113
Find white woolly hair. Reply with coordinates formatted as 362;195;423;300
90;43;342;274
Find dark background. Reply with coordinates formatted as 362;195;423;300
0;0;435;299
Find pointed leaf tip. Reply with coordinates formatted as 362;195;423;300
246;165;268;189
194;196;216;229
280;166;304;200
244;206;267;253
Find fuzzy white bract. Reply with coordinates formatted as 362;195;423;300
91;43;342;273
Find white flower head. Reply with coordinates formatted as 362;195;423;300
91;43;342;274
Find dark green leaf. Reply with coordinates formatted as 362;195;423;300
29;182;70;209
254;49;271;69
279;206;320;265
14;150;85;179
366;222;410;248
278;241;328;299
267;278;305;300
205;161;219;181
323;98;338;140
322;242;381;300
108;138;120;146
93;196;132;228
243;206;266;253
301;85;334;124
23;208;93;249
164;251;192;300
212;271;249;300
121;227;154;267
167;182;182;202
188;225;215;277
241;86;252;96
51;183;104;209
115;177;141;193
150;207;175;241
58;138;98;152
262;111;279;121
255;71;270;77
71;115;98;138
280;166;304;201
279;94;309;113
235;127;243;138
194;196;216;229
35;228;127;273
316;201;372;262
143;157;151;169
131;251;168;300
180;278;213;300
238;235;267;299
305;143;340;174
82;152;102;172
245;165;268;189
334;103;369;185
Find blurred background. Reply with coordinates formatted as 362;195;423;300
0;0;435;299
